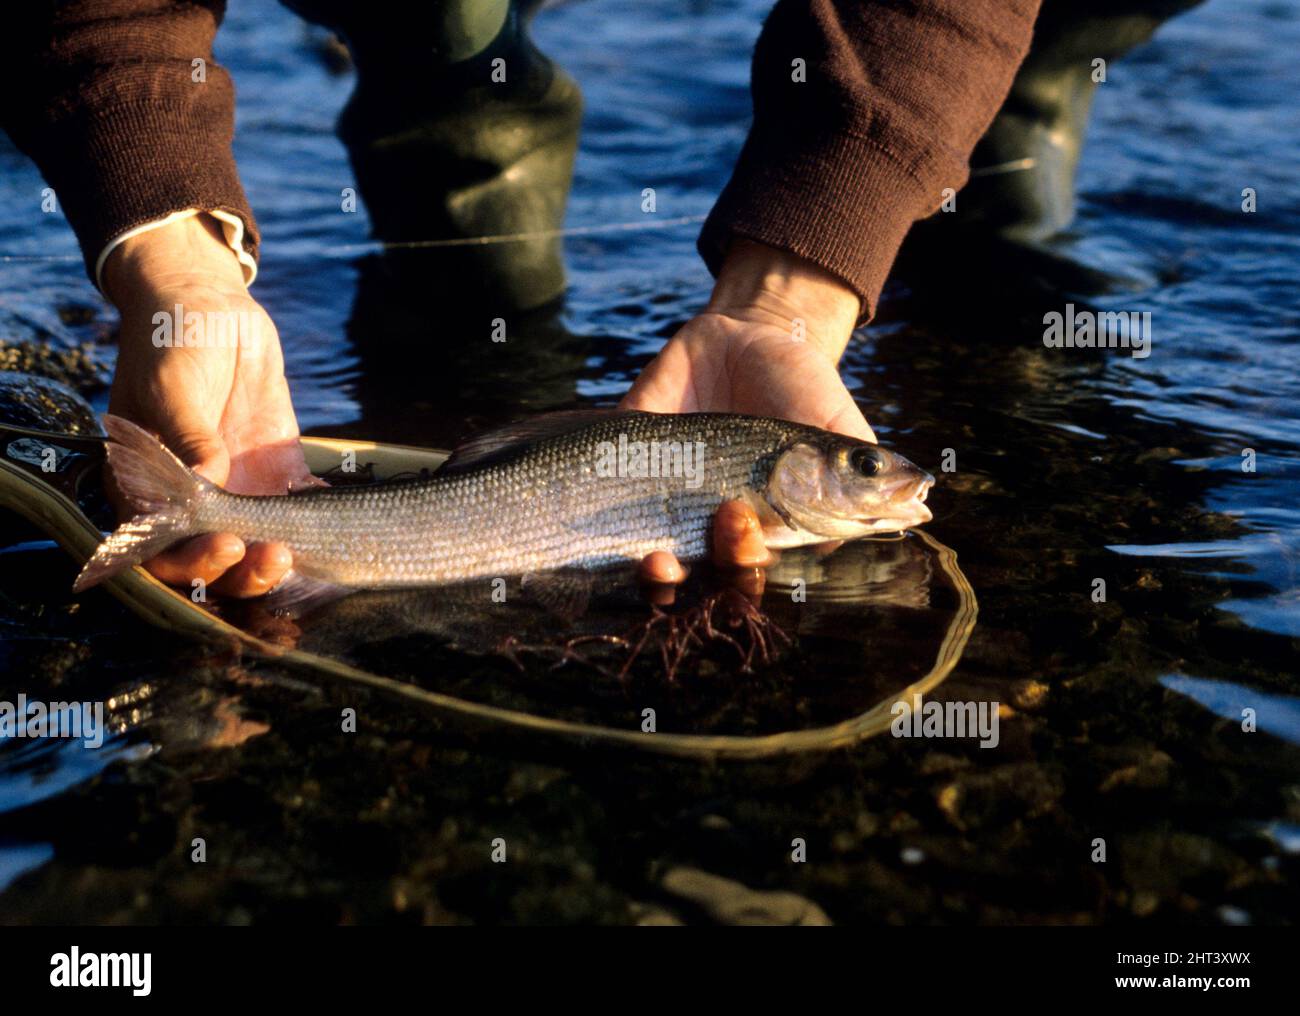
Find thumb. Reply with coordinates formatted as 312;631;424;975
157;414;231;487
825;400;877;444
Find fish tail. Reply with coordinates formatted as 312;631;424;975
73;415;213;592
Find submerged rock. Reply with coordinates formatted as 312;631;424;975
658;866;832;926
0;371;102;435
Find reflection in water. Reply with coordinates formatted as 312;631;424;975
765;537;933;610
322;255;595;446
0;723;146;814
1161;674;1300;748
211;532;965;741
1109;532;1300;637
0;842;52;894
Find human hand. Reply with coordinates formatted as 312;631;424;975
102;213;314;597
622;240;873;584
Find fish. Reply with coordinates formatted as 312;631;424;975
73;410;934;600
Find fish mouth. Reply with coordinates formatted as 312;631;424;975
899;474;935;503
857;473;934;529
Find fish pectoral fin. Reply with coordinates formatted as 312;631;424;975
261;570;353;619
519;568;594;622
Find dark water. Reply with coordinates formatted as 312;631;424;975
1;0;1299;923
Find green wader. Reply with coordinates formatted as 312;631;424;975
957;0;1207;241
284;0;583;312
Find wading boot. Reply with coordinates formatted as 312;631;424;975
898;0;1205;317
959;0;1207;242
287;0;583;312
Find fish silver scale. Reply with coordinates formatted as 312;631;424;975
188;414;816;587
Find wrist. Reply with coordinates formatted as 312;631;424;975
103;213;248;307
706;239;861;360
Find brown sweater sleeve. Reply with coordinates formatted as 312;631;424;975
700;0;1041;319
1;1;259;283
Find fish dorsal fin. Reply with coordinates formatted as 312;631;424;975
439;408;649;474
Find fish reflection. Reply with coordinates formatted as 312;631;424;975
217;532;941;667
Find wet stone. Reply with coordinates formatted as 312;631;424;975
657;866;832;926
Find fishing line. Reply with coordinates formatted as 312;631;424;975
0;214;709;264
332;213;708;253
0;160;1028;265
969;158;1037;178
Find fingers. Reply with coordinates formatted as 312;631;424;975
711;501;772;605
723;567;766;602
637;502;776;609
144;536;293;599
637;554;767;609
638;499;773;583
638;550;687;585
209;542;294;598
145;533;245;588
711;499;773;568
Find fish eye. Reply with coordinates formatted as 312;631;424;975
849;446;884;477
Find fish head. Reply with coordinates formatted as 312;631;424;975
762;435;934;544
